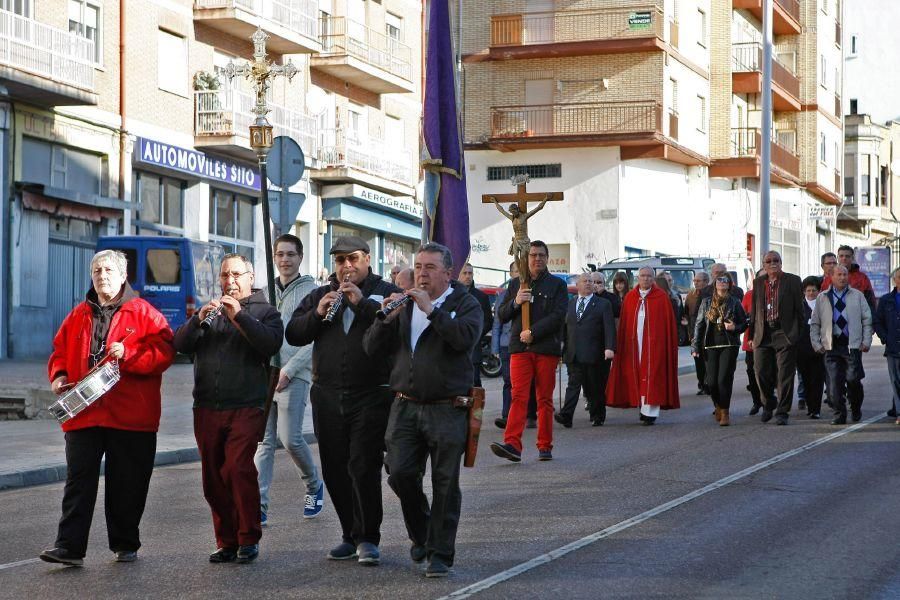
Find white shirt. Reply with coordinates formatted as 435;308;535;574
636;287;651;362
411;285;454;352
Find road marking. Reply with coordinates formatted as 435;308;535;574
0;558;40;571
440;414;885;599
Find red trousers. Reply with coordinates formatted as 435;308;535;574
505;352;558;452
194;407;265;548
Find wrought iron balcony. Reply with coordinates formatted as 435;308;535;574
193;0;320;54
490;101;662;139
490;6;665;48
731;42;800;111
732;0;801;35
313;128;413;188
311;16;413;94
730;127;799;179
0;9;96;105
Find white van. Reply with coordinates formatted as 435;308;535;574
722;258;756;292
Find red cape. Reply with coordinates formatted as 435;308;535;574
606;285;680;409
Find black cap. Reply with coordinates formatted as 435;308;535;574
329;236;370;255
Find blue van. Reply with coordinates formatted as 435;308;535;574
96;236;225;330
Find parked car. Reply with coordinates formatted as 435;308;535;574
596;256;716;298
96;236;225;330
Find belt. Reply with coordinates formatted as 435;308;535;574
396;392;473;407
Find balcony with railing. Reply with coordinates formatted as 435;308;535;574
732;0;801;35
731;42;801;111
0;9;97;106
711;127;800;182
193;0;320;54
309;128;414;194
487;6;667;60
311;16;413;94
194;89;317;161
490;101;662;140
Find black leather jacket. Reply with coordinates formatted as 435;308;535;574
691;295;748;354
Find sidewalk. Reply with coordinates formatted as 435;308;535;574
0;348;700;490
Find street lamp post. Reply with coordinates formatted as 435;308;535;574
225;27;298;305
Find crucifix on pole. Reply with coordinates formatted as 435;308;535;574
482;174;564;330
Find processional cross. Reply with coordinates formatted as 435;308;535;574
482;174;564;330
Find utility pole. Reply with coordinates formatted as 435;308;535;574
759;0;773;266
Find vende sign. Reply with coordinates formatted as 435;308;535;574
547;243;570;274
135;138;259;191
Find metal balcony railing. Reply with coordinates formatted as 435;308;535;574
730;127;799;177
0;9;95;90
668;110;679;141
490;101;662;138
316;128;413;185
731;42;800;100
319;16;412;82
195;89;317;157
489;6;664;47
194;0;318;41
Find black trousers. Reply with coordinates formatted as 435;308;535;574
310;384;392;546
754;328;798;417
824;347;866;419
561;360;609;422
55;427;156;557
472;362;482;388
704;347;739;409
797;351;826;415
745;352;762;407
385;399;467;566
694;354;707;392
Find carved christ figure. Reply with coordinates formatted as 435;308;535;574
488;196;550;279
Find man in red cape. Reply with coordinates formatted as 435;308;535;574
606;267;680;424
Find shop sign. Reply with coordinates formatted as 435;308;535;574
628;11;652;30
809;205;836;220
547;244;570;274
135;138;259;191
324;184;422;219
857;247;892;297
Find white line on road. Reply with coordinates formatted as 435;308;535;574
439;414;886;600
0;558;40;571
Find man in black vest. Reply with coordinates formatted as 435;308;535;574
286;236;399;565
556;273;616;427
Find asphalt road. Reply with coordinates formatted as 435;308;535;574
1;354;899;600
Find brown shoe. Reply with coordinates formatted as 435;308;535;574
713;406;721;423
719;409;730;426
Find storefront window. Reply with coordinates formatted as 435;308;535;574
209;188;256;262
135;171;184;235
383;236;415;270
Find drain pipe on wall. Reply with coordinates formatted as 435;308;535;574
119;0;129;233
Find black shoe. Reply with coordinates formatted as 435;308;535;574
775;415;788;426
591;418;604;427
114;550;137;563
494;417;507;429
327;542;358;561
798;399;806;411
639;413;647;422
888;407;897;418
851;408;862;423
553;413;572;428
209;547;238;563
760;410;773;423
526;418;537;429
490;442;522;463
749;404;762;416
696;389;706;396
538;449;553;461
357;542;380;566
410;544;427;564
236;544;258;563
831;416;847;425
425;558;450;578
39;548;83;567
641;417;656;426
809;413;821;420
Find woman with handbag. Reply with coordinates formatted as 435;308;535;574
691;274;748;426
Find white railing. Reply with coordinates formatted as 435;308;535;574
317;128;413;185
195;0;318;41
319;16;412;82
0;9;94;90
195;89;317;157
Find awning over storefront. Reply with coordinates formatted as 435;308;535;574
322;198;420;240
19;186;130;222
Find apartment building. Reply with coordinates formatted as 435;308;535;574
460;0;841;283
0;0;422;358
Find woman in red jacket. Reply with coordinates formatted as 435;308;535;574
40;250;175;567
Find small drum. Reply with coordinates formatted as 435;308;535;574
49;361;121;424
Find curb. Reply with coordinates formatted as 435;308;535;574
0;432;318;492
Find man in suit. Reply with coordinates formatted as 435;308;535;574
590;272;621;318
459;263;493;387
555;274;616;427
747;251;804;425
684;271;710;395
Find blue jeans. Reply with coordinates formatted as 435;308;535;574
824;347;865;419
254;377;320;509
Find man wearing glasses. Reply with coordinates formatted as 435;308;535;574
286;237;399;565
174;254;284;564
747;251;804;425
491;240;568;462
